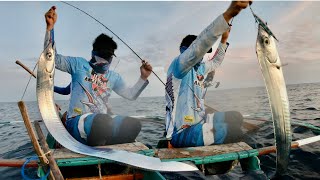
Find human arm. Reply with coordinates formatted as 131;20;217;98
44;6;77;74
54;83;71;95
204;29;230;74
173;15;229;79
113;74;149;100
172;1;250;79
112;60;151;100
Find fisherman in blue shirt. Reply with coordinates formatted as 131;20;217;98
45;6;153;146
165;1;251;148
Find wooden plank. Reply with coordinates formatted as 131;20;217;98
34;120;64;179
18;101;48;164
17;101;54;180
157;142;252;159
52;142;149;159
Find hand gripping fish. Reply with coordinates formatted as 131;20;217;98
36;43;197;172
256;24;291;175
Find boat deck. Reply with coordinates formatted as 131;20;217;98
51;141;256;167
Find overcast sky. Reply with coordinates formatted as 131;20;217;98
0;1;319;102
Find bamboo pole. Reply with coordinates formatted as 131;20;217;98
34;120;64;180
258;142;299;156
16;60;36;78
17;101;54;180
258;135;320;156
0;159;38;167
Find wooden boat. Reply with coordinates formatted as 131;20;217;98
2;61;318;179
4;61;266;179
0;101;270;180
2;101;320;179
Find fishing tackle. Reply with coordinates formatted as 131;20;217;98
249;5;279;41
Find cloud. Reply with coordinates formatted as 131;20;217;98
276;1;313;25
276;2;320;64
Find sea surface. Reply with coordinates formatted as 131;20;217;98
0;83;320;179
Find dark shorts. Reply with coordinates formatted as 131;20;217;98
66;113;141;146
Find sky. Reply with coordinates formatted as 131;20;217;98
0;1;319;102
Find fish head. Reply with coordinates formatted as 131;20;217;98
256;25;279;65
45;44;55;74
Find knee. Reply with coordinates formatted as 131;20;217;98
133;118;142;133
136;120;142;131
225;111;243;125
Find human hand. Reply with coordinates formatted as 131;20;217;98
140;60;152;81
223;1;252;22
221;27;231;44
45;6;57;31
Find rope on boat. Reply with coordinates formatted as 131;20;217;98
21;156;50;180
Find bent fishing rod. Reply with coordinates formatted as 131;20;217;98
60;1;166;86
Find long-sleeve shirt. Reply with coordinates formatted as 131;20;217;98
44;31;149;118
54;83;71;95
165;14;229;139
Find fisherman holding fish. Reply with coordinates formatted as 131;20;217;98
44;6;153;146
165;1;252;148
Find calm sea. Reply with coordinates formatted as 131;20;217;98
0;83;320;179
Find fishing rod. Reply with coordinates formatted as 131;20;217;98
60;1;166;86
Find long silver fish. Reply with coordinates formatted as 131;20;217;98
256;25;291;175
36;43;197;172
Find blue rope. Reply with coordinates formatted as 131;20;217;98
21;156;50;180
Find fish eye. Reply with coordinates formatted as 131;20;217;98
264;38;270;45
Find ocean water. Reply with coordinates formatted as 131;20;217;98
0;83;320;179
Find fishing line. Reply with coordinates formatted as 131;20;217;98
58;2;237;133
20;43;52;100
60;1;166;86
249;4;278;41
20;62;38;100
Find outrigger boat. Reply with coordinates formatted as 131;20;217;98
0;61;320;179
2;7;320;179
1;102;319;179
0;101;266;180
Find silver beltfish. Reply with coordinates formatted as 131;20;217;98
256;25;292;175
36;43;197;172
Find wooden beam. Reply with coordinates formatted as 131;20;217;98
0;159;38;167
34;121;64;179
17;101;55;180
16;60;36;78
